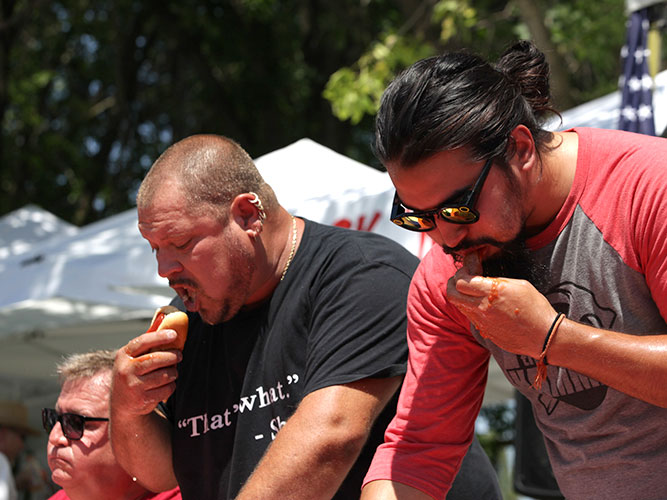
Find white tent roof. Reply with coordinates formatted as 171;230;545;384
626;0;665;13
0;205;79;260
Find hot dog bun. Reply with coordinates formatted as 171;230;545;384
147;305;189;351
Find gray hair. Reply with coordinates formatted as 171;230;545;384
56;349;117;382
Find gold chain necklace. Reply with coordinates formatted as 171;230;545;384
280;215;297;281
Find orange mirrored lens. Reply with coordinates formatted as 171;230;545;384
441;207;477;222
393;215;435;231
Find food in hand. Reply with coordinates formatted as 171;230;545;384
463;251;483;275
147;305;189;351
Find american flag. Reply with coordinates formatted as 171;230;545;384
618;7;656;135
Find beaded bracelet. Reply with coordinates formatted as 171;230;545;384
532;312;566;390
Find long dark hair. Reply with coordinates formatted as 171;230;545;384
375;40;559;168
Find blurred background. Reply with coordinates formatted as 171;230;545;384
0;1;665;499
1;0;665;226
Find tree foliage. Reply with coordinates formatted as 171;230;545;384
0;0;645;225
1;0;398;224
324;0;631;126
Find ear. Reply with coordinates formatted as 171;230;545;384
230;193;265;237
509;124;537;173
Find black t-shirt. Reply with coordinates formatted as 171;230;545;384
165;220;418;499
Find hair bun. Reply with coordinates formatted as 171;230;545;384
496;40;553;118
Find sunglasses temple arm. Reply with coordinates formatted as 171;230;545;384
467;159;493;207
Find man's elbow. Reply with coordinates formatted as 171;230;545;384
317;419;371;465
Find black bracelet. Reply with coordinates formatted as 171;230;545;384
541;312;565;353
532;312;566;390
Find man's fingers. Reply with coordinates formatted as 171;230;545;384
126;330;178;357
130;351;182;376
451;275;494;299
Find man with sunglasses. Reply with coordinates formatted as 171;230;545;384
43;349;181;500
361;41;667;500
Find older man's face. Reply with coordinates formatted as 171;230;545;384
46;372;120;491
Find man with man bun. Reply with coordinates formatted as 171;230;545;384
361;41;667;500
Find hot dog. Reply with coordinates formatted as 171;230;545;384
147;305;188;351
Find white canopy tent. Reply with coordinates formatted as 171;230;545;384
0;204;79;260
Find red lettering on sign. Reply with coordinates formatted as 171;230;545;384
333;212;381;232
333;219;352;229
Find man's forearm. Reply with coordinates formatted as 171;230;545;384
237;378;402;500
236;428;364;500
236;403;369;499
109;409;177;492
548;319;667;407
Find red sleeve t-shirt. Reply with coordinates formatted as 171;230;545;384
364;128;667;500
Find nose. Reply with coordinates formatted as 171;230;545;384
156;249;183;278
432;218;468;249
48;421;68;446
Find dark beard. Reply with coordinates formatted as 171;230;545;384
482;238;548;289
444;237;549;290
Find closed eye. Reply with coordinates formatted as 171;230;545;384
173;239;192;250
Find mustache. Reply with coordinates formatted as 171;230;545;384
168;278;198;288
441;237;507;260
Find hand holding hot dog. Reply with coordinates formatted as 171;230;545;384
446;252;557;358
146;305;189;351
111;306;188;415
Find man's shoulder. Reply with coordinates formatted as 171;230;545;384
303;218;419;272
576;127;667;164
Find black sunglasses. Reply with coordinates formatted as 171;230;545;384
390;157;494;231
42;408;109;440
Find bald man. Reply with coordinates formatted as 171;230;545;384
110;135;501;499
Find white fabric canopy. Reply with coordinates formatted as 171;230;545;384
0;205;79;260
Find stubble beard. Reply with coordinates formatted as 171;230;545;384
184;244;257;326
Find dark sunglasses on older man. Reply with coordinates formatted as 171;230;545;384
390;157;494;231
42;408;109;440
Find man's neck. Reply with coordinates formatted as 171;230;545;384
524;131;579;236
245;209;303;306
